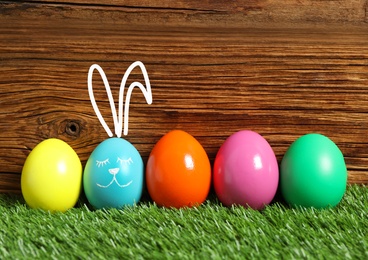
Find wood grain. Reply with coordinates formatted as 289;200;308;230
1;1;368;193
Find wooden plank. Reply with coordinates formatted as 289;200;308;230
1;1;368;193
1;0;367;28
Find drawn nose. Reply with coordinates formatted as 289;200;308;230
108;168;120;175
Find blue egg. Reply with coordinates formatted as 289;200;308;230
83;138;143;209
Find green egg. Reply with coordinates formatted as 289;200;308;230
280;133;347;209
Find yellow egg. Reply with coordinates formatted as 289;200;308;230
21;138;82;212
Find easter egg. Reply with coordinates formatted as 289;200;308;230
83;138;144;209
146;130;211;208
280;133;347;209
213;130;279;210
21;138;82;212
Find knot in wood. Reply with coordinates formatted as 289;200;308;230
65;120;81;137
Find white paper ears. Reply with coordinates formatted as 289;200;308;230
87;61;152;138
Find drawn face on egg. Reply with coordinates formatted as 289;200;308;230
83;138;144;209
95;156;133;189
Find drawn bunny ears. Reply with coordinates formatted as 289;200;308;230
87;61;152;137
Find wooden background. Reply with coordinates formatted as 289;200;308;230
1;0;368;193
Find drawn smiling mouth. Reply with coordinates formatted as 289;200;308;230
96;168;133;188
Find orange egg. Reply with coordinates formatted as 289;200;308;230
146;130;211;208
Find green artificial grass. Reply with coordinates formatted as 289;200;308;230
0;185;367;259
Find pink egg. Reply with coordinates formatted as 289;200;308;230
213;130;279;210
